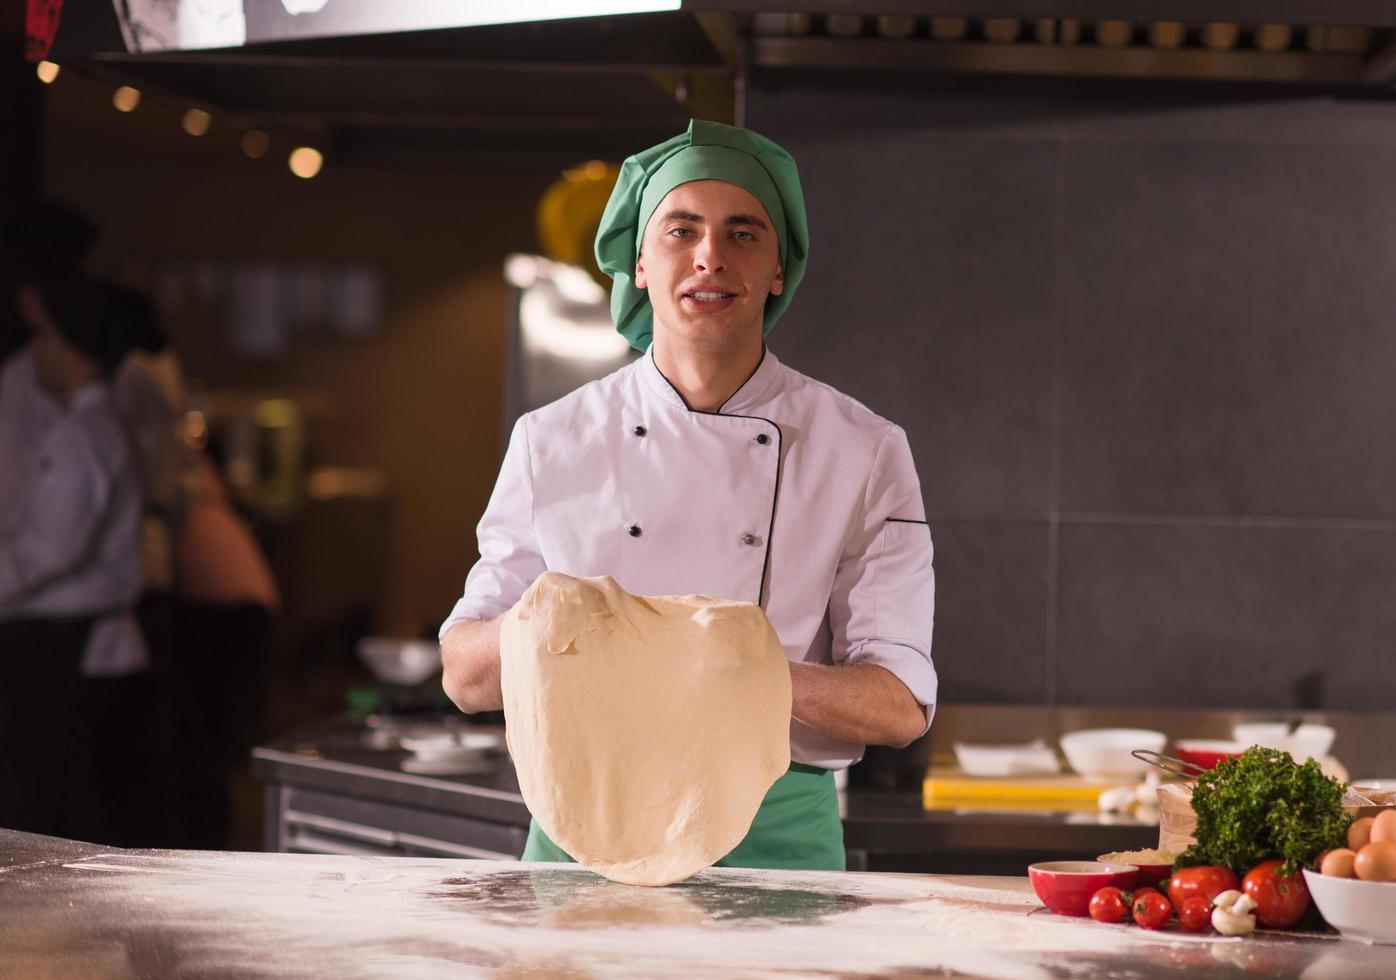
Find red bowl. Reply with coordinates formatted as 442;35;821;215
1174;739;1245;772
1097;854;1172;887
1028;861;1139;916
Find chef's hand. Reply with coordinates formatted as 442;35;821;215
441;617;504;713
789;662;927;749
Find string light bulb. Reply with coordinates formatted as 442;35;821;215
36;61;60;84
181;108;212;136
112;86;142;112
241;130;270;159
288;147;323;179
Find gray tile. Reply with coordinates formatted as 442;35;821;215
1059;140;1396;520
927;519;1050;704
1054;522;1396;710
757;131;1058;516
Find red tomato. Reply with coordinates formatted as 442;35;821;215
1177;895;1213;932
1242;860;1309;929
1132;891;1172;930
1089;886;1129;923
1168;866;1240;910
1131;886;1160;900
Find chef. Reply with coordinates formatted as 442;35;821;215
0;277;149;841
441;120;935;871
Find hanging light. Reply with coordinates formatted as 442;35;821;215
112;86;141;112
36;61;60;84
242;130;270;159
182;108;212;136
288;147;323;179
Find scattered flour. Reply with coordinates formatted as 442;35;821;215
44;853;1357;980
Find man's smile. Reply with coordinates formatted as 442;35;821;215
681;284;738;312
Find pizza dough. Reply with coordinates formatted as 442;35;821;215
500;571;792;886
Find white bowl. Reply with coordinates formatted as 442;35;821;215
357;638;442;685
954;740;1061;777
1303;870;1396;945
1058;728;1166;783
1231;722;1335;761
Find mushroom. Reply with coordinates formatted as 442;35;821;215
1210;890;1257;936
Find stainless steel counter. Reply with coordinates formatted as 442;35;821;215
2;828;1389;979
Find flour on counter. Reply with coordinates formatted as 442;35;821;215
48;853;1328;980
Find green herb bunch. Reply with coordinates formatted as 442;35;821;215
1176;746;1350;876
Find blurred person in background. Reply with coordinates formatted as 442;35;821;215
169;444;279;848
0;276;159;844
106;286;279;849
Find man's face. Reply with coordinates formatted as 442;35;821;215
635;180;784;351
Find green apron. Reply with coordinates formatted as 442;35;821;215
520;762;846;872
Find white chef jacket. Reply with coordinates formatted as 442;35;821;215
0;356;148;677
441;346;935;769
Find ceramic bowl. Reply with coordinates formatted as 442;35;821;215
1174;739;1246;772
1232;722;1336;761
1028;861;1139;916
1097;853;1172;887
1303;870;1396;945
357;638;441;686
1058;728;1167;782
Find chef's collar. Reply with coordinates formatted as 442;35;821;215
640;345;782;417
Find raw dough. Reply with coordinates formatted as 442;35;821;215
500;572;792;886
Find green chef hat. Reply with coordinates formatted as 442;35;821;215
595;119;809;352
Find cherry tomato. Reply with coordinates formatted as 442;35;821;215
1089;886;1129;923
1168;865;1240;910
1131;886;1160;900
1242;859;1309;929
1132;890;1172;930
1177;895;1213;932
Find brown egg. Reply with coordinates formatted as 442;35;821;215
1320;847;1358;878
1370;809;1396;844
1354;841;1396;882
1348;816;1375;851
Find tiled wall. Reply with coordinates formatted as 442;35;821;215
750;74;1396;710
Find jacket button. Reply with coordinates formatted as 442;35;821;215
633;425;647;437
628;525;642;537
741;533;758;546
755;433;769;445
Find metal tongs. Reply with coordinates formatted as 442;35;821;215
1131;749;1208;781
1131;749;1377;804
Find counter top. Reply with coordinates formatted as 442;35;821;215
1;828;1388;979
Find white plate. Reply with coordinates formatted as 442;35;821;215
459;731;505;753
399;733;461;754
401;756;493;776
954;740;1061;777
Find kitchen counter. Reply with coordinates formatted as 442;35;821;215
1;828;1388;979
252;716;1159;872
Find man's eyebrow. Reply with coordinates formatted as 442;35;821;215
726;213;769;231
656;209;769;231
659;209;702;224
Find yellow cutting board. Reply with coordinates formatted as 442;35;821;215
923;767;1126;811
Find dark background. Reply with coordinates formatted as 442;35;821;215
751;72;1396;710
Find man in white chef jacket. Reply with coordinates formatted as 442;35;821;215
441;120;935;870
0;278;151;842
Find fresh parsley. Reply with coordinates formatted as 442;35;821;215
1175;746;1350;876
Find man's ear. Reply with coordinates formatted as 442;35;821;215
634;252;647;289
768;262;785;297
